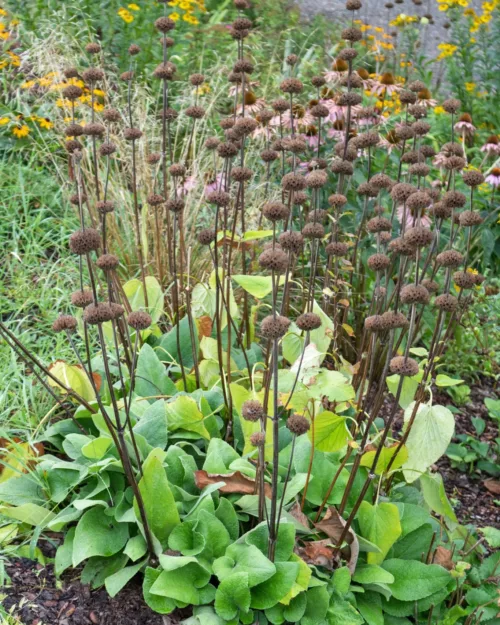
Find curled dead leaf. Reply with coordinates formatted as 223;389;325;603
296;539;337;570
288;502;311;530
314;506;359;574
197;315;213;339
195;470;272;498
432;546;454;570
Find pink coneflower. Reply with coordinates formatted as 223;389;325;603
271;104;315;130
379;129;401;153
181;175;197;195
433;151;449;170
301;126;325;148
417;88;437;108
324;59;349;83
371;72;401;97
480;135;500;156
320;98;345;122
204;172;225;196
327;118;346;141
235;90;266;115
354;106;380;127
485;167;500;188
397;204;432;228
356;68;373;90
454;113;475;138
228;80;260;97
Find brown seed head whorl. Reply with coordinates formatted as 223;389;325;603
260;315;291;340
286;414;311;436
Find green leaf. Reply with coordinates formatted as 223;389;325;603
327;594;364;625
241;230;273;241
169;521;206;556
135;449;180;547
381;559;451;601
232;275;284;299
435;375;463;387
360;445;408;474
214;572;251;620
250;561;299;609
305;371;355;403
333;566;351;595
356;591;383;625
301;586;330;625
81;436;112;460
358;502;402;565
479;526;500;548
105;558;146;597
309;302;335;360
309;412;352;452
393;503;432;536
352;564;395;585
55;527;75;577
165;395;210;440
0;503;55;527
242;521;295;562
282;328;304;365
386;371;423;410
158;317;199;371
420;472;457;525
150;556;214;605
123;276;163;323
213;543;276;588
402;403;455;483
135;344;177;399
390;524;434;560
134;400;169;450
439;606;468;625
47;360;96;402
143;567;176;614
72;507;129;567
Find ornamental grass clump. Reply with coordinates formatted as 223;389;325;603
1;0;498;622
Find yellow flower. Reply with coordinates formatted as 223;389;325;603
0;116;10;125
12;124;30;138
170;12;180;20
21;79;37;89
128;3;140;9
93;102;104;112
183;13;199;24
434;106;446;114
117;7;134;23
37;117;54;130
0;8;7;16
465;82;476;92
436;43;458;60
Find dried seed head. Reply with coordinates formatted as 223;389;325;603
279;230;304;254
408;80;426;93
334;142;358;161
399;90;418;105
263;202;290;222
169;163;186;177
284;137;307;154
62;85;83;100
242;399;264;422
233;59;254;74
370;173;393;189
346;0;362;8
444;156;466;171
261;149;279;162
65;140;82;153
400;284;430;305
310;103;330;119
64;67;79;79
82;67;104;83
158;107;178;122
272;98;290;113
258;248;289;272
420;145;437;159
155;16;176;32
70;193;86;206
260;314;291;340
84;303;114;325
217;142;239;159
127;311;152;330
459;210;483;227
147;194;165;207
408;104;427;119
286;414;310;436
453;271;476;290
389;237;416;257
306;170;328;189
71;290;94;308
442;190;467;209
69;228;101;255
406;191;432;210
434;293;458;311
367;217;392;233
404;226;434;248
250;432;266;447
390;356;419;377
124;127;143;141
436;249;464;268
234;0;251;8
231;166;253;182
53;315;78;333
296;312;322;332
83;122;106;137
220;117;235;130
421;279;439;293
302;222;325;239
462;170;484;187
441;142;463;157
233;117;258;136
185;105;206;119
128;43;141;55
357;182;379;198
382;310;409;329
109;303;125;320
96;200;115;214
337;92;362;106
206;190;231;207
326;241;349;257
401;150;423;165
338;47;358;61
307;209;327;223
391;182;417;203
282;172;306;191
367;253;391;271
286;53;299;66
408;163;430;177
146;153;162;166
364;315;387;333
395;123;415;140
341;26;363;41
379;231;392;244
86;42;101;54
65;123;84;137
355;131;380;149
280;78;304;94
293;191;308;206
96;254;119;272
99;142;116;157
197;229;216;246
442;98;461;114
331;159;354;175
312;75;326;88
165;198;185;213
205;137;220;151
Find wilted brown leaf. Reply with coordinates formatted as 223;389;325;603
197;315;213;339
432;546;454;570
314;506;359;573
195;470;272;498
297;539;337;570
288;502;311;529
216;237;252;252
483;479;500;495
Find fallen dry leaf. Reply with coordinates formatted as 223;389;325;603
0;438;44;482
288;502;311;530
432;546;454;570
197;315;213;339
314;506;359;573
195;470;272;498
297;539;337;570
483;479;500;495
